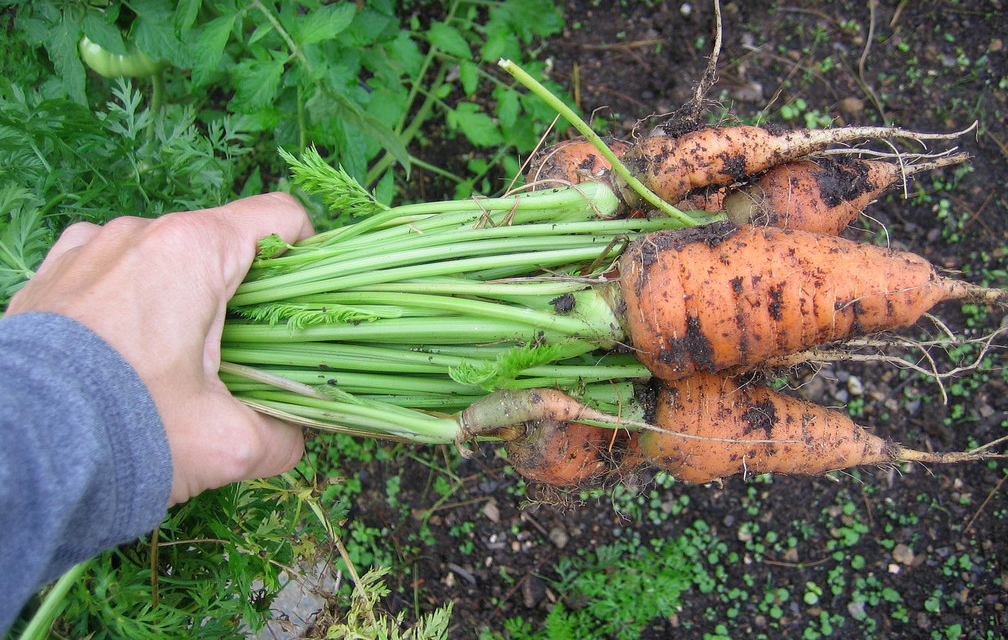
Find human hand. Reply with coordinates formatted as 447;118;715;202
6;192;315;505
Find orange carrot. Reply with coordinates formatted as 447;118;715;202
618;222;1006;380
505;419;616;486
525;137;631;187
723;154;970;234
615;124;966;208
675;185;728;213
624;372;999;483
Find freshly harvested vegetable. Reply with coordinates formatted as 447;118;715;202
526;137;631;186
723;154;970;234
217;138;1004;492
623;372;1002;483
619;221;1007;381
614;124;969;208
527;136;726;214
504;419;618;486
227;212;1004;426
676;186;728;214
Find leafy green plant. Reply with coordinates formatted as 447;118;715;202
0;76;248;304
8;0;570;206
321;566;452;639
485;526;714;640
2;0;571;636
7;473;344;640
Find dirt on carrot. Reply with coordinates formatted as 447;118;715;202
622;372;1002;483
613;124;970;209
722;154;971;234
525;136;631;187
504;419;619;486
617;221;1007;381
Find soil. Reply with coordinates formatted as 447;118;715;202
294;1;1008;638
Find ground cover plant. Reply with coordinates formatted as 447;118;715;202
1;1;567;638
2;1;1007;640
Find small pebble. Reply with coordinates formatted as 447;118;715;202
892;543;915;565
482;499;500;523
549;525;569;549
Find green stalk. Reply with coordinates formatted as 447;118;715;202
231;244;623;307
17;561;89;640
247;229;619;287
231;383;651;442
243;290;616;338
221;142;683;441
223;316;601;347
261;207;670;272
297;180;619;248
222;368;477;396
222;355;648;396
355;277;588;298
237;213;685;307
221;343;470;373
242;392;461;443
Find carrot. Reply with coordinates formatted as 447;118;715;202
723;154;970;234
615;124;969;208
505;419;616;486
675;186;728;213
526;137;728;216
618;222;1007;380
623;372;1001;483
525;137;631;187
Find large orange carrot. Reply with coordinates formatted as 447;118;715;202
618;222;1006;380
615;125;967;207
722;154;970;234
624;372;997;483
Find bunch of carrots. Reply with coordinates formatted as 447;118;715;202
221;80;1005;491
502;121;1003;486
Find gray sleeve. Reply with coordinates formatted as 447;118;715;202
0;312;172;631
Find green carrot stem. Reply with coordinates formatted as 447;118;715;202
297;180;619;248
245;233;616;288
223;359;648;398
357;277;589;298
224;368;479;396
221;343;469;373
17;561;90;640
244;214;678;290
353;394;488;410
222;316;601;347
240;289;617;338
242;396;459;442
221;343;649;380
258;212;680;274
231;244;622;307
239;390;461;441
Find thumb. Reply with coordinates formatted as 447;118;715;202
192;191;316;294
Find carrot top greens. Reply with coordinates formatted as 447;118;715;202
220;147;710;442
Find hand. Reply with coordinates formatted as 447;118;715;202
7;192;315;505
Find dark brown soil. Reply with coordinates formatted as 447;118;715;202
305;2;1008;638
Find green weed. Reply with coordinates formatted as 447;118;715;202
2;0;568;636
483;524;715;640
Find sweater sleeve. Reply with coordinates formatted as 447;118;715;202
0;311;173;631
